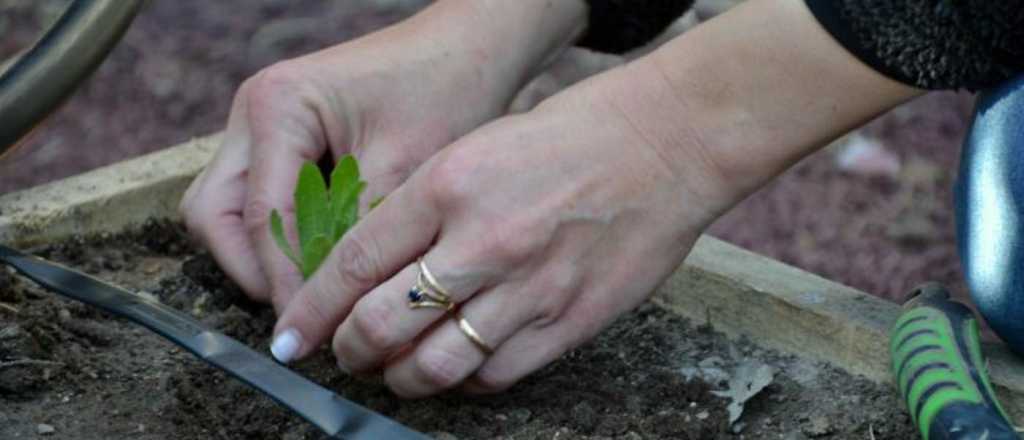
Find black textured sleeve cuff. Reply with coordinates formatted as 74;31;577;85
577;0;696;54
806;0;1024;91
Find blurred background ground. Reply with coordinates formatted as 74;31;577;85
0;1;977;311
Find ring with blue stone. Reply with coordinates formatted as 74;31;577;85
407;258;454;312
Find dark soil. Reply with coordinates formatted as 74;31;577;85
0;222;916;439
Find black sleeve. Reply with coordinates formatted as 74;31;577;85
577;0;696;54
806;0;1024;91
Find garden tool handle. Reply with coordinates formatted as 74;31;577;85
891;283;1019;440
0;244;429;440
955;73;1024;355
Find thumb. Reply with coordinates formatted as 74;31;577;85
241;65;333;313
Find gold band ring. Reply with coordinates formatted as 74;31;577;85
455;312;493;355
408;258;454;311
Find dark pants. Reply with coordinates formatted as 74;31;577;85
956;74;1024;354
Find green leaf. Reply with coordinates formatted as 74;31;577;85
301;234;333;279
328;155;366;243
269;209;302;270
269;156;372;279
295;162;330;255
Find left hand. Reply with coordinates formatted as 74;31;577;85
269;60;734;397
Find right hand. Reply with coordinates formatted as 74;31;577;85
178;6;539;313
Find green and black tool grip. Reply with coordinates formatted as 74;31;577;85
890;283;1019;440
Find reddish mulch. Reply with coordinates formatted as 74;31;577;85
710;92;976;304
0;0;425;191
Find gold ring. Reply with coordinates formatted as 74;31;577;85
418;258;450;299
455;312;493;355
408;258;454;311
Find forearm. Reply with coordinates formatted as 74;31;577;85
401;0;588;98
617;0;922;210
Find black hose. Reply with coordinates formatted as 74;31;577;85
0;0;142;159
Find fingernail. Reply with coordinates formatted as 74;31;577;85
271;328;302;363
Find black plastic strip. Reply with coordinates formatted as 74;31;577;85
895;315;928;333
894;328;940;353
905;363;954;397
895;344;942;384
914;381;963;425
0;244;427;440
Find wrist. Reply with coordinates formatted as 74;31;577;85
410;0;588;101
617;0;921;214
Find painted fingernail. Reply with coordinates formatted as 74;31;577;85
271;328;302;363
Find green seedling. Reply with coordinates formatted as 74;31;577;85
270;155;366;279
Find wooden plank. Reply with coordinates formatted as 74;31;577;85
657;236;1024;421
0;134;220;247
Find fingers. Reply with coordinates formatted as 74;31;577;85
462;267;653;395
271;173;442;363
330;264;439;373
458;310;599;396
242;64;333;312
330;247;496;373
382;261;587;397
381;286;537;398
180;90;271;300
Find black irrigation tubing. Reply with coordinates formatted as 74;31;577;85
0;0;141;158
0;244;428;440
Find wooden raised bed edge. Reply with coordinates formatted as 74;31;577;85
2;133;1023;422
0;134;220;247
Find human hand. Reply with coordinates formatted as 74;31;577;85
179;1;587;312
269;59;734;397
268;0;923;397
